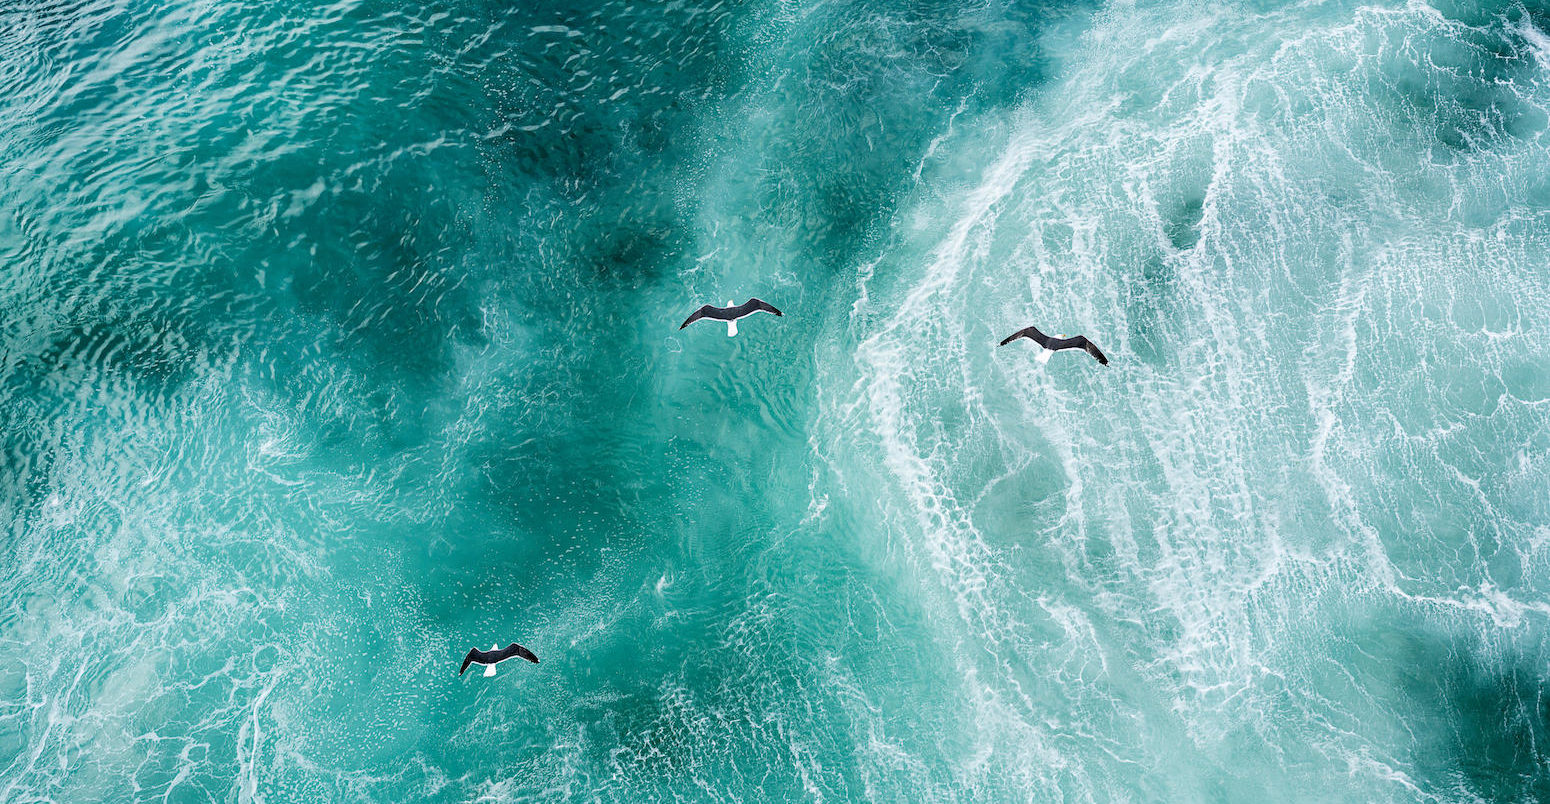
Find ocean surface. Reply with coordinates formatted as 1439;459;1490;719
2;0;1549;800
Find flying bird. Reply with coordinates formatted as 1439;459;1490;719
999;325;1109;366
459;642;539;677
679;298;782;337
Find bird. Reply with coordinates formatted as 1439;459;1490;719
459;642;539;677
679;298;782;337
999;324;1109;366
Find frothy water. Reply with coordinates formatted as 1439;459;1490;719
2;0;1548;800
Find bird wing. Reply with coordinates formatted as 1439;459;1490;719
679;305;721;329
1077;337;1109;365
998;326;1049;348
747;298;782;317
461;643;539;674
488;642;540;665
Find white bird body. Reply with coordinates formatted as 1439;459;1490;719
483;644;499;676
725;301;738;337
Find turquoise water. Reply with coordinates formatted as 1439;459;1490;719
2;0;1550;799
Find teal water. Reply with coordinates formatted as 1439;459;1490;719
2;0;1550;799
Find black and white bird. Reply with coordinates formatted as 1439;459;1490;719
999;325;1109;366
679;298;782;337
459;642;539;677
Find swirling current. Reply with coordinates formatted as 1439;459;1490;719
2;0;1549;800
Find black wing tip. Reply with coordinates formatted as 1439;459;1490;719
999;327;1032;347
1080;340;1110;366
680;304;717;329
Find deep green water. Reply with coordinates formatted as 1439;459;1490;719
2;0;1550;800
